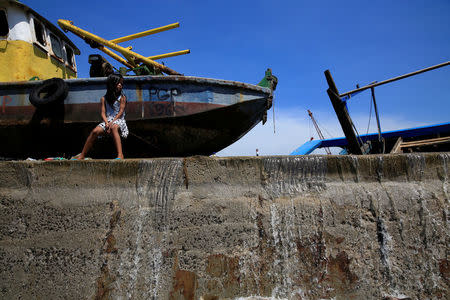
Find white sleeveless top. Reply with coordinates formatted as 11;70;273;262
105;94;125;119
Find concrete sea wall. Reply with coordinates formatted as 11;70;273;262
0;153;449;299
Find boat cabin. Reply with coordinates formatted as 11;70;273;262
0;0;80;82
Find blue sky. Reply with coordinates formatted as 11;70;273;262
31;0;450;155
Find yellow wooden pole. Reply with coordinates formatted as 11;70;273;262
110;22;180;44
148;49;190;60
57;20;182;75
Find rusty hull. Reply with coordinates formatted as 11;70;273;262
0;75;272;158
0;98;267;159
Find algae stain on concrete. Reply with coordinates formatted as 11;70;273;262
95;200;122;299
0;154;449;299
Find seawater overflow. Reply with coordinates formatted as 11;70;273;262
0;153;448;299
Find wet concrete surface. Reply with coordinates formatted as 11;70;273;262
0;153;449;299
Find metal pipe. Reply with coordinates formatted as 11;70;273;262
308;109;331;155
340;61;450;97
110;22;180;44
148;49;190;60
58;20;182;75
97;46;136;68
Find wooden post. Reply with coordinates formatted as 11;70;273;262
390;137;403;153
324;70;363;155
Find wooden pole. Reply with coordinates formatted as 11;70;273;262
390;137;403;153
324;70;363;155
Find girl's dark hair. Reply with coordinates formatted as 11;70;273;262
104;73;123;104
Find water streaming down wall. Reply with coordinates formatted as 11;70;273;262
0;153;448;299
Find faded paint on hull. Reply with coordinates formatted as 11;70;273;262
0;40;76;82
0;98;267;158
0;102;225;123
0;76;271;158
0;76;269;121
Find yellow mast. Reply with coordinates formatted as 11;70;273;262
58;20;189;75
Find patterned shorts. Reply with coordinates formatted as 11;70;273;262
98;117;129;138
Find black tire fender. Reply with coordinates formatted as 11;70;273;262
29;78;69;108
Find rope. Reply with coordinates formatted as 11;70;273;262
370;87;385;153
352;120;365;149
316;118;334;138
129;132;161;151
273;98;276;134
366;92;373;134
308;117;312;139
344;98;365;148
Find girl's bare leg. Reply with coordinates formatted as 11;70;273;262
78;126;103;159
111;125;124;159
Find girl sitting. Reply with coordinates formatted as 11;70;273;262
74;73;128;160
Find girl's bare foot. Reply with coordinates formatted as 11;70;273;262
71;153;83;160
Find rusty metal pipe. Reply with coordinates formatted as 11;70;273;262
340;61;450;98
